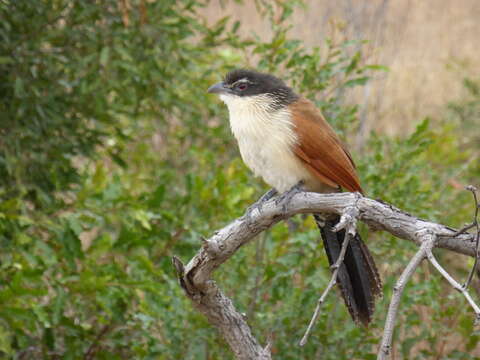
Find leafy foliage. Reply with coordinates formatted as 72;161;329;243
0;0;478;359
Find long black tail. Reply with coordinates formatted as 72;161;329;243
315;214;382;326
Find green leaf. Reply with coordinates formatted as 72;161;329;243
100;46;110;67
14;77;24;97
0;56;13;65
344;76;369;87
365;64;389;72
0;324;11;356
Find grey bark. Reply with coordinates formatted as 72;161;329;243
173;192;476;360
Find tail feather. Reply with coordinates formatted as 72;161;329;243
315;214;382;326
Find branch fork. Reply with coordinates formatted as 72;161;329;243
379;221;480;359
172;189;479;360
300;198;361;346
333;193;361;235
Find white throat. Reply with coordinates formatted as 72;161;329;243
220;94;315;193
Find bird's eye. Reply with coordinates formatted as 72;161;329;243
237;83;248;91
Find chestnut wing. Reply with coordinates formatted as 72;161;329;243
290;98;363;193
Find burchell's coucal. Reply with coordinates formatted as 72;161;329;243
208;69;382;325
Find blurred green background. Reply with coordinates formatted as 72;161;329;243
0;0;479;359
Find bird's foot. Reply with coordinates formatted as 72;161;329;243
244;188;278;219
275;181;305;213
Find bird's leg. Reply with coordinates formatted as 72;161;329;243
244;188;278;218
275;181;305;212
257;188;278;203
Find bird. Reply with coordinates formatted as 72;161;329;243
207;69;382;326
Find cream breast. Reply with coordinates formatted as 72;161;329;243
220;94;316;193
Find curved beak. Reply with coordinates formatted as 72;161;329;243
207;81;230;95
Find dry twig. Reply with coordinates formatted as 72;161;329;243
377;230;435;360
426;250;480;323
299;202;359;346
455;185;480;289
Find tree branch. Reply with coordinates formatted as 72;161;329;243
456;185;480;289
173;191;478;360
300;200;360;346
377;230;436;360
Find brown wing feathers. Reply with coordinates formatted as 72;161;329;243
290;98;363;194
291;98;381;326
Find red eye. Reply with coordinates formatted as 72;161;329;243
237;83;248;91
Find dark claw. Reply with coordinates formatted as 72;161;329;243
244;188;278;219
274;181;305;213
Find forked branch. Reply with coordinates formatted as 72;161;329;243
300;201;360;346
378;226;480;360
173;191;479;360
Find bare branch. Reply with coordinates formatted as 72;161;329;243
172;256;271;360
426;250;480;323
300;202;360;346
377;230;435;360
455;185;480;289
173;191;478;360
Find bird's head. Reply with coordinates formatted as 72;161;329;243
207;69;298;110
